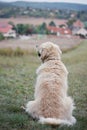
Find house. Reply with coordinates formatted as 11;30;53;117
0;23;16;38
76;28;87;38
73;20;84;29
72;20;84;34
47;26;72;36
84;21;87;29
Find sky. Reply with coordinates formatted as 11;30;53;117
0;0;87;5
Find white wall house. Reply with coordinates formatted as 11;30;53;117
0;23;16;38
3;29;16;38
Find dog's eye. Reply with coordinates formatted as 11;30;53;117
38;52;41;57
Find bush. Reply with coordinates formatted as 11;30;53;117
0;33;4;41
49;21;56;26
0;47;36;56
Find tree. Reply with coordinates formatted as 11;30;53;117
0;33;4;41
41;22;46;29
16;24;24;35
67;18;76;28
36;22;48;34
49;21;56;26
16;24;30;35
8;21;17;32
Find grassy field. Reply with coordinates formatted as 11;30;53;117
0;40;87;130
0;17;67;26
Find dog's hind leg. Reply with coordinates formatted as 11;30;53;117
64;97;76;125
25;100;40;119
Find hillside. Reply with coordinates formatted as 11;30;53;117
0;1;87;20
0;1;87;11
0;2;12;9
12;2;87;11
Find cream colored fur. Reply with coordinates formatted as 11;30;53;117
25;42;76;126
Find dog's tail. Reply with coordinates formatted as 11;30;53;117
39;116;76;126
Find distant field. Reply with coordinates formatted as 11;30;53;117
0;40;87;130
0;17;67;25
0;35;82;52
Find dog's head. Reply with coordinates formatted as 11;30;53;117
36;42;62;63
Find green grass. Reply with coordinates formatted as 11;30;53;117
0;40;87;130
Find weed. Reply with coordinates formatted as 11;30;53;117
0;47;36;56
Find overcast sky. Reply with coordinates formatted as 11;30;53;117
1;0;87;4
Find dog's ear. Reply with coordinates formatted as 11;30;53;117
41;48;47;61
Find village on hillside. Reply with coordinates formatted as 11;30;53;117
0;19;87;41
0;1;87;41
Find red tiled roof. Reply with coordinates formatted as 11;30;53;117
0;23;13;33
73;20;84;28
47;26;59;32
47;26;72;35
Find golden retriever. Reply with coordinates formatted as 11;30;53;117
25;42;76;126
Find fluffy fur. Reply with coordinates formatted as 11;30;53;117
25;42;76;126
